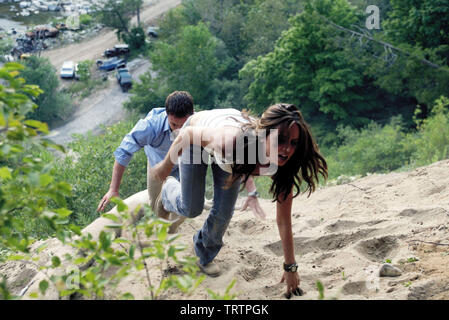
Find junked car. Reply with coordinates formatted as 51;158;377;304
96;57;126;71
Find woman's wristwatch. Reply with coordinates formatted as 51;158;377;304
283;262;298;272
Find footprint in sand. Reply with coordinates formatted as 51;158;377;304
264;229;377;256
355;236;399;262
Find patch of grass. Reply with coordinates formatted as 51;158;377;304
65;77;108;99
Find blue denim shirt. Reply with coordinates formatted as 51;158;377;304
114;108;176;170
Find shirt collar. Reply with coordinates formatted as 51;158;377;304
163;114;177;141
163;116;171;133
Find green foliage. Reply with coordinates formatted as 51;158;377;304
122;26;147;51
207;278;237;300
65;60;107;99
365;0;449;109
76;60;93;83
127;22;223;110
0;63;222;300
79;14;94;27
325;116;413;179
124;72;166;114
241;0;385;125
241;0;301;61
0;37;14;61
320;96;449;184
316;280;325;300
409;96;449;165
383;0;449;53
23;200;206;300
151;22;222;107
0;62;73;258
20;56;75;128
93;0;137;36
42;117;147;228
157;6;193;41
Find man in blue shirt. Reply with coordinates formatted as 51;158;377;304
97;91;194;215
97;90;267;233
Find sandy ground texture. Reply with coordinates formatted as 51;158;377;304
42;0;181;71
2;159;449;300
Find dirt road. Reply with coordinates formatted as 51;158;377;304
42;0;181;70
47;59;153;145
45;0;180;145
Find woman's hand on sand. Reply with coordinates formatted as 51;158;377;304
280;271;301;299
97;189;119;212
241;196;266;220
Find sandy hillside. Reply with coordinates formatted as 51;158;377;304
2;159;449;300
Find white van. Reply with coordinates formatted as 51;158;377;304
60;61;75;79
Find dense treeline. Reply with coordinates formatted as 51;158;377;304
20;56;75;128
126;0;449;147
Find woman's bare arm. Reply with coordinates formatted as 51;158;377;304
276;191;300;295
276;191;295;264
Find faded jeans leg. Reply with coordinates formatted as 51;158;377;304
193;163;240;265
161;145;240;265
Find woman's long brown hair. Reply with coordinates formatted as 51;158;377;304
230;103;328;202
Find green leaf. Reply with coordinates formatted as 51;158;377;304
107;256;122;266
121;293;134;300
54;208;72;218
39;173;54;187
0;167;12;180
7;255;26;261
69;224;82;235
110;197;128;212
51;256;61;267
157;225;168;241
24;119;49;134
129;244;135;259
102;213;120;223
39;280;49;295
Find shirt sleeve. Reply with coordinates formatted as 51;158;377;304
113;113;158;167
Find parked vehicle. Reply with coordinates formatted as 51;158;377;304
116;68;132;92
147;26;159;38
96;57;126;71
60;61;76;79
103;44;130;58
26;26;59;39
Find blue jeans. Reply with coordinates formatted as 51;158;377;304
161;145;240;265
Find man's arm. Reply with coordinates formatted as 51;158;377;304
98;112;159;212
97;160;126;212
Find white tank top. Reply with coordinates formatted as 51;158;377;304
192;109;250;173
193;108;249;129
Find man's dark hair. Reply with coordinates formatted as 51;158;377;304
165;91;194;117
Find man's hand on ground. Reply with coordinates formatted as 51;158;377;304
97;189;119;212
241;196;266;220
